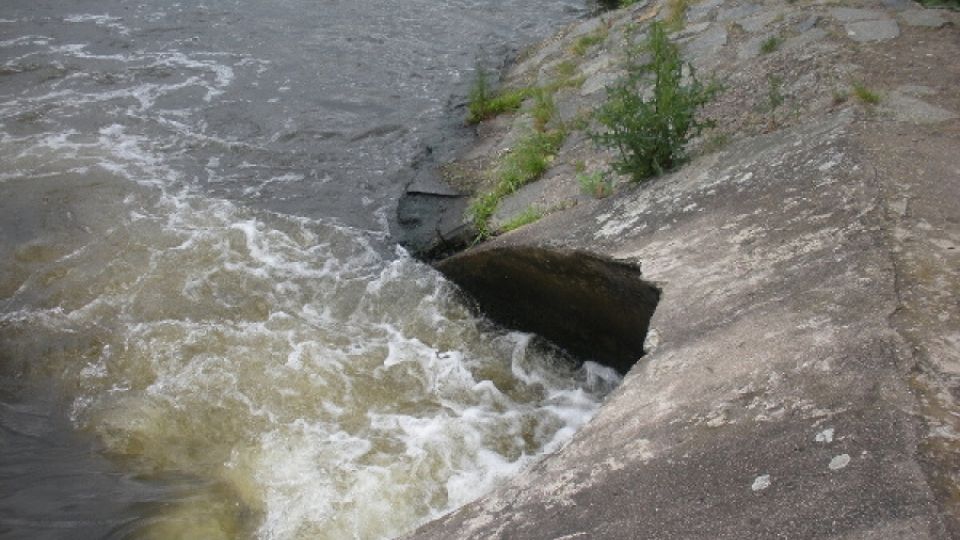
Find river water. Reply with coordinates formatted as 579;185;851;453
0;1;613;538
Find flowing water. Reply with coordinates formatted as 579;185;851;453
0;1;615;538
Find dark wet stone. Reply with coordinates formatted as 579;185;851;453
395;187;473;260
435;246;659;373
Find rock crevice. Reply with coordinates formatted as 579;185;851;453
436;246;659;374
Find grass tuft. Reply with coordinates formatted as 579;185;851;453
916;0;959;8
555;60;578;79
571;28;609;56
500;206;545;233
469;130;566;238
851;81;880;105
759;35;782;55
577;170;613;198
665;0;693;31
466;65;532;124
531;87;557;132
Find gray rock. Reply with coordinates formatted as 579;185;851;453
740;9;785;32
580;70;619;96
413;108;958;540
579;55;619;96
897;84;937;97
492;165;584;231
784;27;829;51
513;38;564;76
553;87;588;125
716;3;762;22
884;92;959;124
845;19;900;42
396;176;473;259
435;246;659;374
881;0;916;11
738;34;768;61
675;21;711;38
685;0;725;22
795;15;820;33
899;8;949;28
830;7;887;22
682;24;728;58
567;16;606;39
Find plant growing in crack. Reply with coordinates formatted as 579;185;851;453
577;170;613;198
591;22;719;182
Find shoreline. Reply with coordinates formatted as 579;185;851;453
409;0;960;537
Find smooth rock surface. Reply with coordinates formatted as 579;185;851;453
900;8;950;28
845;19;900;42
883;92;959;124
412;0;960;536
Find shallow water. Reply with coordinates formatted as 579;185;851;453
0;1;608;538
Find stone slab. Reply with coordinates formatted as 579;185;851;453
883;92;959;124
845;19;900;42
414;109;953;540
830;7;887;22
899;8;949;28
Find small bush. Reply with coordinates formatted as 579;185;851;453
851;81;880;105
591;22;719;182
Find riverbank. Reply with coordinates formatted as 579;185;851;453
409;0;960;537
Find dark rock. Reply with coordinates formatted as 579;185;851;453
394;148;476;260
396;186;473;260
435;246;659;373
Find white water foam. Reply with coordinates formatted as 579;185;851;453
0;98;619;540
0;8;615;537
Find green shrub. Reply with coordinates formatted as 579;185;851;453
591;22;719;182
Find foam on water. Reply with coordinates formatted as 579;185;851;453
0;2;609;537
0;72;616;540
0;151;618;537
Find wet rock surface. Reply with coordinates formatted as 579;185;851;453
410;0;960;537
